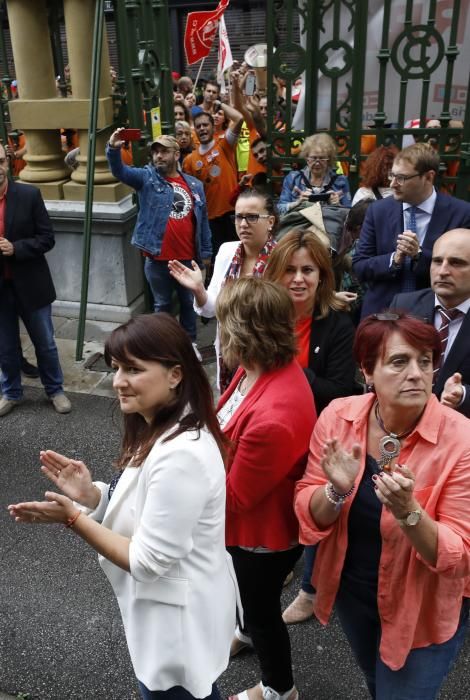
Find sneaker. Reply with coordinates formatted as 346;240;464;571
192;343;202;361
21;357;39;378
0;397;22;417
261;682;299;700
50;393;72;414
282;590;315;625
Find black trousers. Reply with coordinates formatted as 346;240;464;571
227;545;303;693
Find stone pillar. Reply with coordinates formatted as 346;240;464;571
6;0;69;197
62;0;125;201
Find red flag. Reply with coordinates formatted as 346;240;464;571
184;0;230;66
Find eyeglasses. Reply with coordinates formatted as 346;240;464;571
372;312;400;321
388;172;421;185
232;213;271;224
306;155;329;163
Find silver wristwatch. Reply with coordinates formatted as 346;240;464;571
397;508;422;527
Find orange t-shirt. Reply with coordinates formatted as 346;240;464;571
183;136;238;219
296;316;312;368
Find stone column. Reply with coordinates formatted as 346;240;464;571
62;0;125;201
7;0;69;197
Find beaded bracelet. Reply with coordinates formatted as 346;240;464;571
324;481;355;509
65;511;81;529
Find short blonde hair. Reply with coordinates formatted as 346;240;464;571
300;133;337;168
216;277;296;371
265;228;348;318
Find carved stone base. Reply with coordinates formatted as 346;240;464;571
62;181;132;202
45;196;145;322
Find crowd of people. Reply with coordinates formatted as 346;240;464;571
3;63;470;700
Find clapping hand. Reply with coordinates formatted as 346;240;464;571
8;492;77;526
321;438;362;495
394;230;420;264
441;372;464;409
39;450;100;509
373;464;416;519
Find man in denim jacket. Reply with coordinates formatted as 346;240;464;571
106;130;212;354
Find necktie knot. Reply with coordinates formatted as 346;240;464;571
438;307;462;325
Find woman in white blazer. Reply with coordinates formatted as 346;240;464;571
168;189;278;391
9;314;239;700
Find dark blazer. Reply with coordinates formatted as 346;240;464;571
352;193;470;318
0;180;56;312
303;309;360;415
390;288;470;417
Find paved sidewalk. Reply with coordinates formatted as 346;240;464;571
19;314;218;399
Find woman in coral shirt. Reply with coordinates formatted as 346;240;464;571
295;312;470;699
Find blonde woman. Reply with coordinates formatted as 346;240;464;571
278;133;351;215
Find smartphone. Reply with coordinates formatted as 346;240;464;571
308;192;330;203
120;128;142;141
244;73;256;96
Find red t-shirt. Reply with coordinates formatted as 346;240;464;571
154;175;196;261
296;315;313;368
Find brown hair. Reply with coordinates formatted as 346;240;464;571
104;314;227;467
235;188;280;232
264;228;348;318
216;277;297;371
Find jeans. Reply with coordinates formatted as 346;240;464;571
228;545;303;694
144;259;197;341
138;682;221;700
300;544;318;594
0;285;64;399
335;580;469;700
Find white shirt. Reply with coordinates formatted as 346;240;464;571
434;295;470;405
433;295;470;361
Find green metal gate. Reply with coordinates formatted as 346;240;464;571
266;0;470;200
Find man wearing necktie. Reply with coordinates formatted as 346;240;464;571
353;142;470;317
390;228;470;417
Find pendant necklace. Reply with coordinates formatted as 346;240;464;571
374;401;418;470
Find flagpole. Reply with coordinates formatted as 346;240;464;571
194;57;206;91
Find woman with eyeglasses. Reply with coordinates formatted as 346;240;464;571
168;189;278;391
278;133;351;215
295;311;470;699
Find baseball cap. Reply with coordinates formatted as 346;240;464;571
150;135;179;150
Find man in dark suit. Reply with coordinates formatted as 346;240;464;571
0;143;71;416
390;228;470;417
353;142;470;317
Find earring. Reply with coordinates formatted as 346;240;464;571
366;382;375;392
